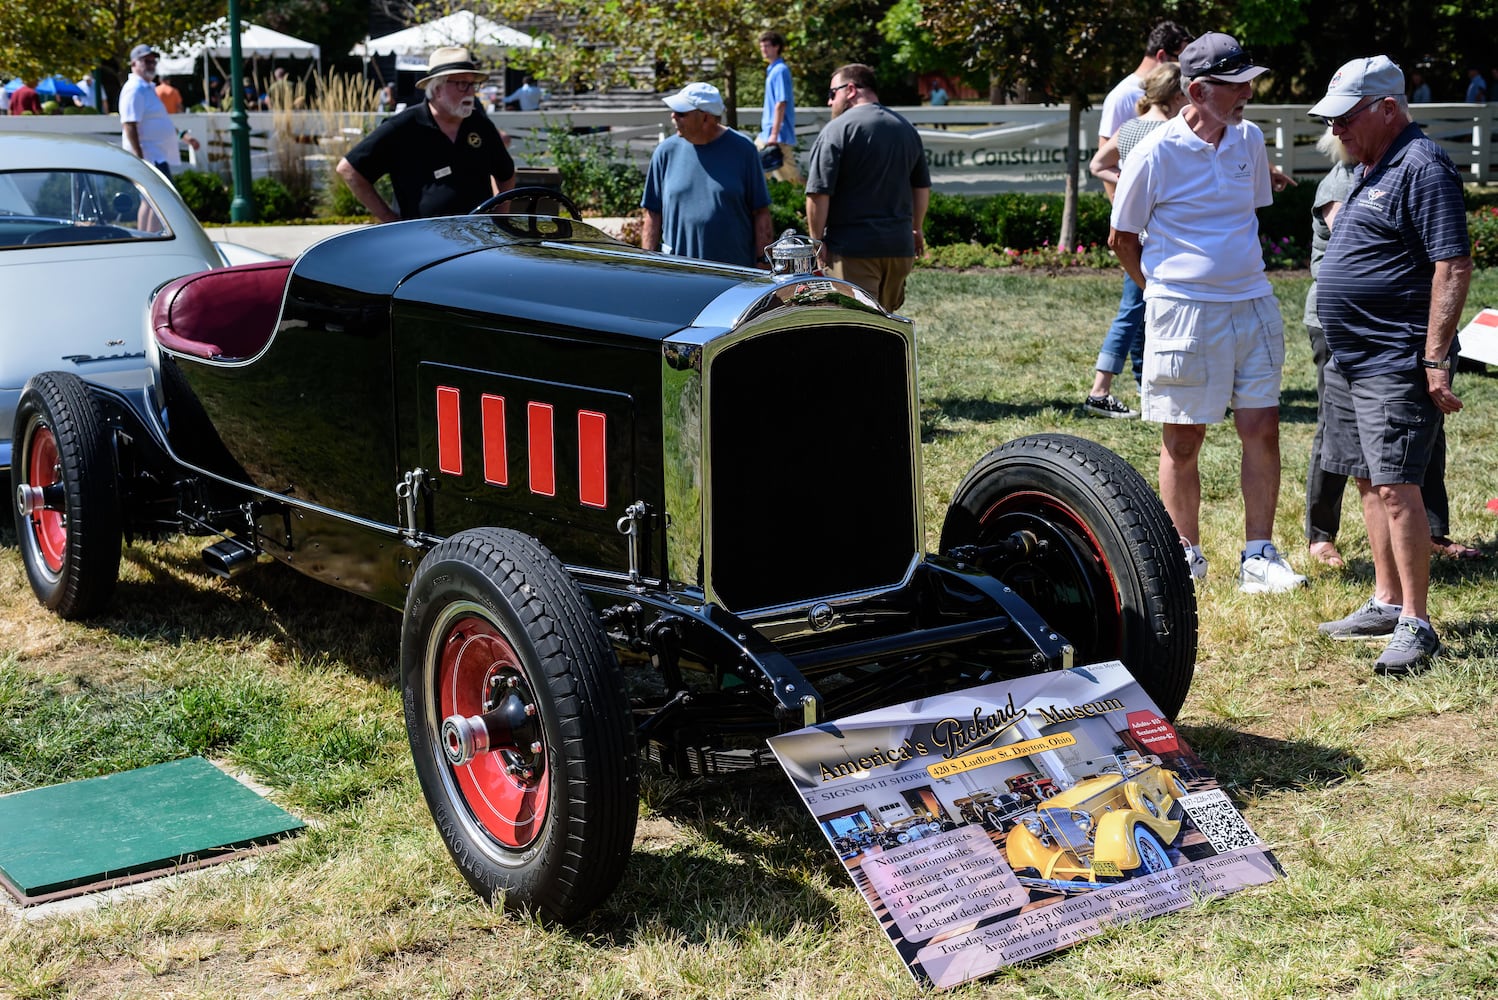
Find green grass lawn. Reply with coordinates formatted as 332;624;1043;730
2;269;1497;998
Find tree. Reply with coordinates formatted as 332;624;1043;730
878;0;967;87
248;0;372;78
0;3;220;94
923;0;1159;251
395;0;859;128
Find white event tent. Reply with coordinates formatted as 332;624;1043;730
157;19;322;78
351;11;540;73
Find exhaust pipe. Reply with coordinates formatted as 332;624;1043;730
202;539;258;579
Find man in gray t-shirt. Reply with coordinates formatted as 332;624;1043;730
804;63;930;311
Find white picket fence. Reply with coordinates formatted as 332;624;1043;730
4;103;1494;195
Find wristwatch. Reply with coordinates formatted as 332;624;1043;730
1419;355;1452;370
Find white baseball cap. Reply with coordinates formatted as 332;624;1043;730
661;82;724;117
1310;56;1405;120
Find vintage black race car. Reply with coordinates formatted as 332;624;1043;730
12;195;1196;921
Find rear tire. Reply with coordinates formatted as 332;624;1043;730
12;372;121;618
940;434;1196;717
401;527;637;921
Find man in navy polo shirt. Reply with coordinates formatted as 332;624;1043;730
1312;56;1473;675
337;46;515;221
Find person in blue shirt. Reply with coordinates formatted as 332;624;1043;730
642;82;772;268
1464;68;1487;104
755;30;801;183
504;76;543;111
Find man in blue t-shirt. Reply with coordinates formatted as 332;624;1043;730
641;82;772;268
1312;56;1474;676
756;30;801;183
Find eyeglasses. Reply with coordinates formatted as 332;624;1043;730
445;80;479;93
1325;97;1385;129
1191;49;1255;78
827;81;853;100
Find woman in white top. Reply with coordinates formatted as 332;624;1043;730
1083;63;1187;409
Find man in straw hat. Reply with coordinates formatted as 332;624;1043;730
337;46;515;222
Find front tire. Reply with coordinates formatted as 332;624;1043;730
1127;826;1174;877
12;372;121;618
939;434;1196;717
401;528;638;921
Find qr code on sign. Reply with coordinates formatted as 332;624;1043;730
1179;789;1261;852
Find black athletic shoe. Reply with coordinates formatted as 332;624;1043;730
1082;394;1138;418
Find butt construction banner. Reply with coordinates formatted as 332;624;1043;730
768;661;1281;989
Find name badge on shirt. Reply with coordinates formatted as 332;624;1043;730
433;166;453;179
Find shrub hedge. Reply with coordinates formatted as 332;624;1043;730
252;176;299;222
173;169;230;223
1471;205;1498;270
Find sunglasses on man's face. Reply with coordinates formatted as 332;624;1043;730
827;81;853;100
1325;97;1386;129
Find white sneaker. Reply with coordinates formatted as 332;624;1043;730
1182;540;1207;581
1239;543;1308;594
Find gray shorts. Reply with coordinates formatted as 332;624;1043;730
1320;361;1441;486
1140;295;1285;424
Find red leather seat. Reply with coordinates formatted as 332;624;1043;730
151;259;293;360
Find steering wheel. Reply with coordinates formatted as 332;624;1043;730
472;186;582;219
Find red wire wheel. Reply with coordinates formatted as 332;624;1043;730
25;425;67;573
436;610;548;849
11;371;121;618
402;527;637;921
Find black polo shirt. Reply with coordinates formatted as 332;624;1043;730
1318;122;1469;378
344;102;515;219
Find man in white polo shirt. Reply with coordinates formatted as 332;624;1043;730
1110;31;1306;594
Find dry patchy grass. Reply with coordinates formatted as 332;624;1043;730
2;269;1498;998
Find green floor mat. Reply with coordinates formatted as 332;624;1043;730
0;757;305;906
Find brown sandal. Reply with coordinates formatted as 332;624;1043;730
1431;536;1482;560
1309;541;1345;567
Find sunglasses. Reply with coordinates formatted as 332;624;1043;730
827;81;853;100
1325;97;1386;129
1191;50;1254;78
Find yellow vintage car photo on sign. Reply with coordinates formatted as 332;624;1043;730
1004;755;1190;882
